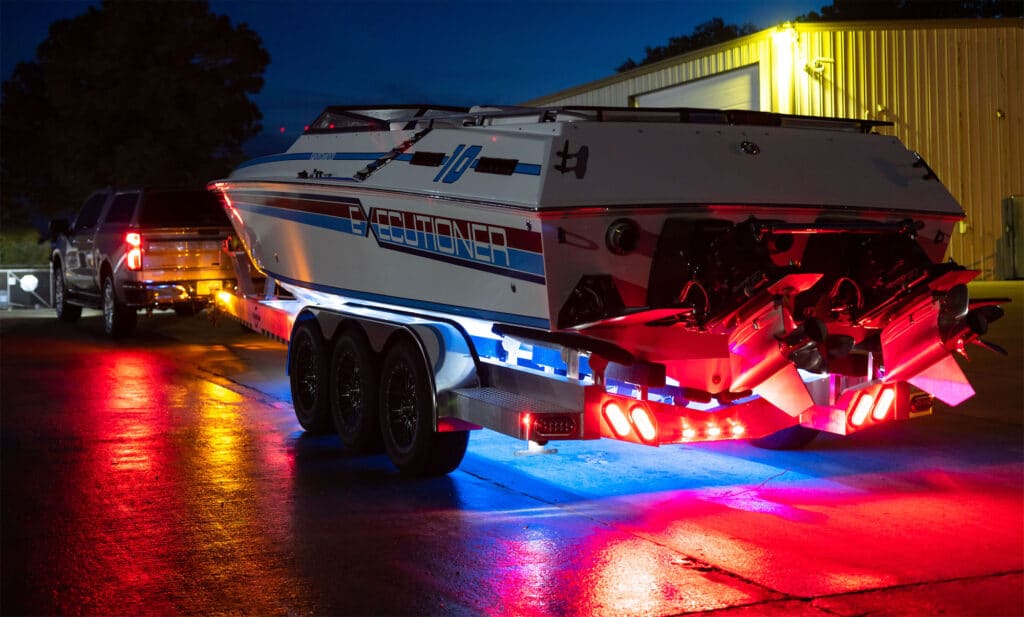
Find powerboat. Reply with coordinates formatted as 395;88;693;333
210;105;1003;418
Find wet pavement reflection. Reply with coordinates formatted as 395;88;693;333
2;306;1022;616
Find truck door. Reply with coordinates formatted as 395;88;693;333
66;192;108;293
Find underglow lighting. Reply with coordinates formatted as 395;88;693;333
873;388;896;421
706;425;723;438
603;402;632;437
730;424;746;437
850;392;875;426
629;406;658;442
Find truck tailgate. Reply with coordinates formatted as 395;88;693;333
141;227;230;272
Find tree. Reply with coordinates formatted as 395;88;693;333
1;0;269;226
616;18;757;73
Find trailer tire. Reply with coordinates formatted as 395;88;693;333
329;329;383;453
289;319;333;434
378;337;468;476
750;424;820;450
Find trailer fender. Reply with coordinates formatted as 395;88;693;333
289;306;483;430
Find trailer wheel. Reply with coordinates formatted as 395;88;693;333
378;337;468;476
289;319;333;434
750;424;820;450
329;329;382;453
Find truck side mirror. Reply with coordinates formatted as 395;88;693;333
48;218;71;241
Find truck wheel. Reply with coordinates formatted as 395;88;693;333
102;277;136;337
378;337;468;476
329;329;382;453
750;424;820;450
289;319;333;434
54;266;81;322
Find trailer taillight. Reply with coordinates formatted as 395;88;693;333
125;232;143;270
873;387;896;421
850;392;875;427
849;386;898;428
603;402;632;438
629;405;658;442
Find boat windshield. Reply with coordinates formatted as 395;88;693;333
306;105;468;133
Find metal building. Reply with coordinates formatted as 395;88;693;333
526;19;1024;279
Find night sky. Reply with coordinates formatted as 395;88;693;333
2;0;824;155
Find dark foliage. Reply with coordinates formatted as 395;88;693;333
616;18;757;73
1;0;269;225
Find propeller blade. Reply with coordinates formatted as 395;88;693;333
973;338;1008;356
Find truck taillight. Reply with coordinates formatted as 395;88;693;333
126;232;143;270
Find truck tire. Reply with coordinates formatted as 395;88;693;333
378;337;468;476
289;319;334;434
54;266;81;322
749;424;820;450
102;277;136;337
329;329;383;453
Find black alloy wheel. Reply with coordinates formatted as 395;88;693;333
378;337;468;476
329;329;382;453
289;319;333;433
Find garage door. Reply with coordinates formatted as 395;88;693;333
635;64;760;110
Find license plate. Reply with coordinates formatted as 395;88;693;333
197;280;222;296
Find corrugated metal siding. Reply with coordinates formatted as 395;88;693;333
529;20;1024;279
796;23;1024;277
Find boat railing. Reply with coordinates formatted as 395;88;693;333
306;104;892;135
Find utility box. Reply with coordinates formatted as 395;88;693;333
996;196;1023;280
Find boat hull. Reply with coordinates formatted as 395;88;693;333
211;105;996;417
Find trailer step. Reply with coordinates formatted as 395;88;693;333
444;387;587;441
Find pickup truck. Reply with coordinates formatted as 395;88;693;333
50;187;237;337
